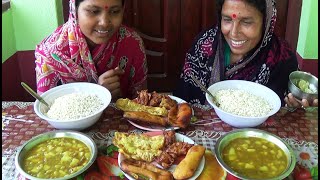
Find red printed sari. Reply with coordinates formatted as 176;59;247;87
35;0;147;98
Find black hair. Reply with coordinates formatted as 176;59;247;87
75;0;125;9
216;0;266;20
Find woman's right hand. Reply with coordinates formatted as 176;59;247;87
284;93;318;108
98;67;124;99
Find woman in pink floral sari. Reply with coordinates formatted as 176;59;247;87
35;0;147;99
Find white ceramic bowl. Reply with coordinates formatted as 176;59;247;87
15;130;98;180
205;80;281;128
34;82;111;130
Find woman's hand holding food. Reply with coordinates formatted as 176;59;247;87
98;67;124;99
284;93;318;108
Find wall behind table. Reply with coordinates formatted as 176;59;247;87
2;9;16;62
2;0;64;101
296;0;318;77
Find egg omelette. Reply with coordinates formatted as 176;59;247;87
113;132;165;162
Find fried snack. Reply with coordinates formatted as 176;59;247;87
116;98;168;116
113;132;164;162
173;145;205;179
196;150;227;180
123;111;167;126
159;95;178;110
121;159;173;180
168;103;192;128
156;142;194;169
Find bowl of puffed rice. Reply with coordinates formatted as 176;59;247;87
34;82;112;130
206;80;281;128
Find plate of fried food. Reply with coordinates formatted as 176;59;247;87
113;130;205;180
115;90;193;131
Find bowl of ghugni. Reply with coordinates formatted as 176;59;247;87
15;130;97;180
206;80;281;128
214;129;296;180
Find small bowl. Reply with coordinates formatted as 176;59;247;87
34;82;112;130
214;129;296;180
288;71;318;102
206;80;281;128
15;130;98;180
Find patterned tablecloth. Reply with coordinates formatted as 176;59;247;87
2;101;318;179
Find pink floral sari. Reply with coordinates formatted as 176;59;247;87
35;0;147;98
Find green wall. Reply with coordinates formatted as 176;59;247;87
12;0;63;51
297;0;318;59
1;0;63;62
2;9;16;62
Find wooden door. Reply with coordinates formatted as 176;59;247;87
123;0;180;92
123;0;218;92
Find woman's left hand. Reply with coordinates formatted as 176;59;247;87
284;93;318;108
98;67;125;99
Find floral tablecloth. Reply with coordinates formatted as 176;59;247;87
2;101;318;179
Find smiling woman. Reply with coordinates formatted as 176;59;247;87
34;0;148;100
173;0;318;108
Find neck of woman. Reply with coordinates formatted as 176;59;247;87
230;53;244;64
85;38;97;52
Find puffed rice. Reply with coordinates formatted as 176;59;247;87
46;93;104;120
214;89;272;117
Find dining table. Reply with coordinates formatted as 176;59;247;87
2;101;318;180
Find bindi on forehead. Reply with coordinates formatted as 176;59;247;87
232;13;237;19
104;5;109;10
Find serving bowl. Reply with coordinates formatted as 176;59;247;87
288;71;318;102
206;80;281;128
214;129;296;180
34;82;112;130
15;130;98;180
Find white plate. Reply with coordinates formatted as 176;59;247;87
127;95;191;131
118;132;205;180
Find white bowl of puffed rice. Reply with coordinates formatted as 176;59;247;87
34;82;111;130
206;80;281;128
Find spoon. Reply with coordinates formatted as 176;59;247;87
189;74;220;106
21;82;50;108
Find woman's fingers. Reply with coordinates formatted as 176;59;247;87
301;99;310;107
99;75;120;86
287;93;301;107
98;68;125;99
110;88;122;98
312;99;318;106
114;66;125;74
98;68;124;81
286;93;318;108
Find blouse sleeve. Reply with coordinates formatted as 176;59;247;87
35;47;59;95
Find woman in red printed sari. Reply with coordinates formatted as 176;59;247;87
35;0;147;100
174;0;317;108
